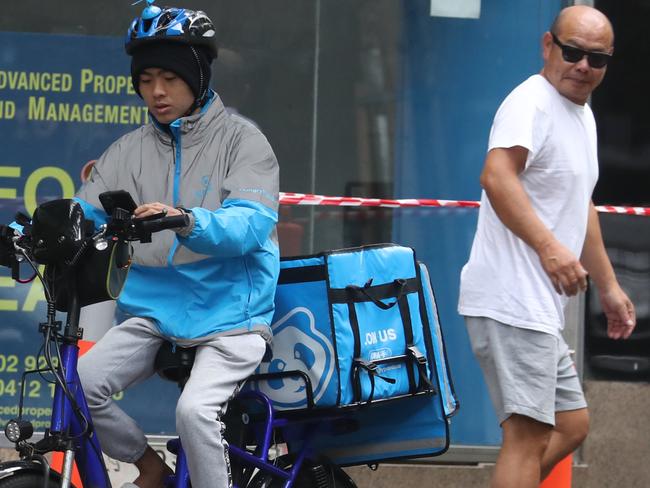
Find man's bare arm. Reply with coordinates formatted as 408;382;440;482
481;146;587;296
580;202;635;338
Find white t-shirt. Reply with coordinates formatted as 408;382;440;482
458;74;599;336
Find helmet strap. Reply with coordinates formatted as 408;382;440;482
183;46;208;116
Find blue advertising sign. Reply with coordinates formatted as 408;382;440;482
0;31;178;436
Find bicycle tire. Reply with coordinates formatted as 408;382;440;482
246;455;357;488
0;472;59;488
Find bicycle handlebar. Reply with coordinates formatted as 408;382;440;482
0;193;191;273
106;212;189;245
134;213;189;236
0;225;19;275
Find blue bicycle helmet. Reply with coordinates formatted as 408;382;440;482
126;2;218;112
125;1;218;59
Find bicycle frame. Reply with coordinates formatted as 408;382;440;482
6;301;354;488
226;390;358;488
51;341;110;488
0;202;357;488
32;276;112;488
162;389;321;488
3;285;335;488
229;391;309;488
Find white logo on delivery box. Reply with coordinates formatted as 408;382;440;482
369;347;391;360
257;307;334;408
364;327;397;346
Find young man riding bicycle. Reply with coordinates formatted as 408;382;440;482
76;3;280;487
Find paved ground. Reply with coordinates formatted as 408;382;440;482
0;381;648;487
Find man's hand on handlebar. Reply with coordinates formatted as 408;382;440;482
134;202;183;219
132;202;191;240
98;191;191;243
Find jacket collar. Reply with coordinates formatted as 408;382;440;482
151;90;227;145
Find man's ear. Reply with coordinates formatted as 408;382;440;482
541;31;553;62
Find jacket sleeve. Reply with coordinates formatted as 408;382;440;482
178;129;280;257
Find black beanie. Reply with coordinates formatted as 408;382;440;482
130;42;212;105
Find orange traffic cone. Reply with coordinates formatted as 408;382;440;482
540;453;572;488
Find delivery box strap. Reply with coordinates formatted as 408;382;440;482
344;292;416;359
352;358;397;405
277;263;327;285
329;277;420;308
346;292;420;402
407;345;435;392
351;351;435;405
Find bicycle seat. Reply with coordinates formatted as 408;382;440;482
154;342;196;389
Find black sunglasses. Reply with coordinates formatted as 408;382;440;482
551;33;612;69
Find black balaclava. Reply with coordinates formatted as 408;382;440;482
130;41;212;114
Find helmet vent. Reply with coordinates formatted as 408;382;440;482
141;18;154;33
158;11;175;30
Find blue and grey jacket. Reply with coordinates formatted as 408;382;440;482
76;92;280;342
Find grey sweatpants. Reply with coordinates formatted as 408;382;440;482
78;317;267;488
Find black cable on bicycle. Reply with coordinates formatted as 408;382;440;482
34;345;55;385
41;299;111;487
19;246;94;442
46;328;92;440
19;246;84;433
43;322;113;488
16;244;53;303
15;326;61;420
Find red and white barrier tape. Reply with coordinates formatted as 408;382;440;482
279;192;650;215
594;205;650;216
279;193;480;209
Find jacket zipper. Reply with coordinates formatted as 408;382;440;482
168;129;182;266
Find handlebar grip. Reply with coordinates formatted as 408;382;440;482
135;214;190;235
0;226;13;266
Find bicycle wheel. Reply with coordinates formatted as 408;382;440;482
0;472;59;488
246;455;357;488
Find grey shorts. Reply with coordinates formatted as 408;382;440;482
464;316;587;426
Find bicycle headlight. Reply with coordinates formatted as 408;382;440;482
4;418;34;443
